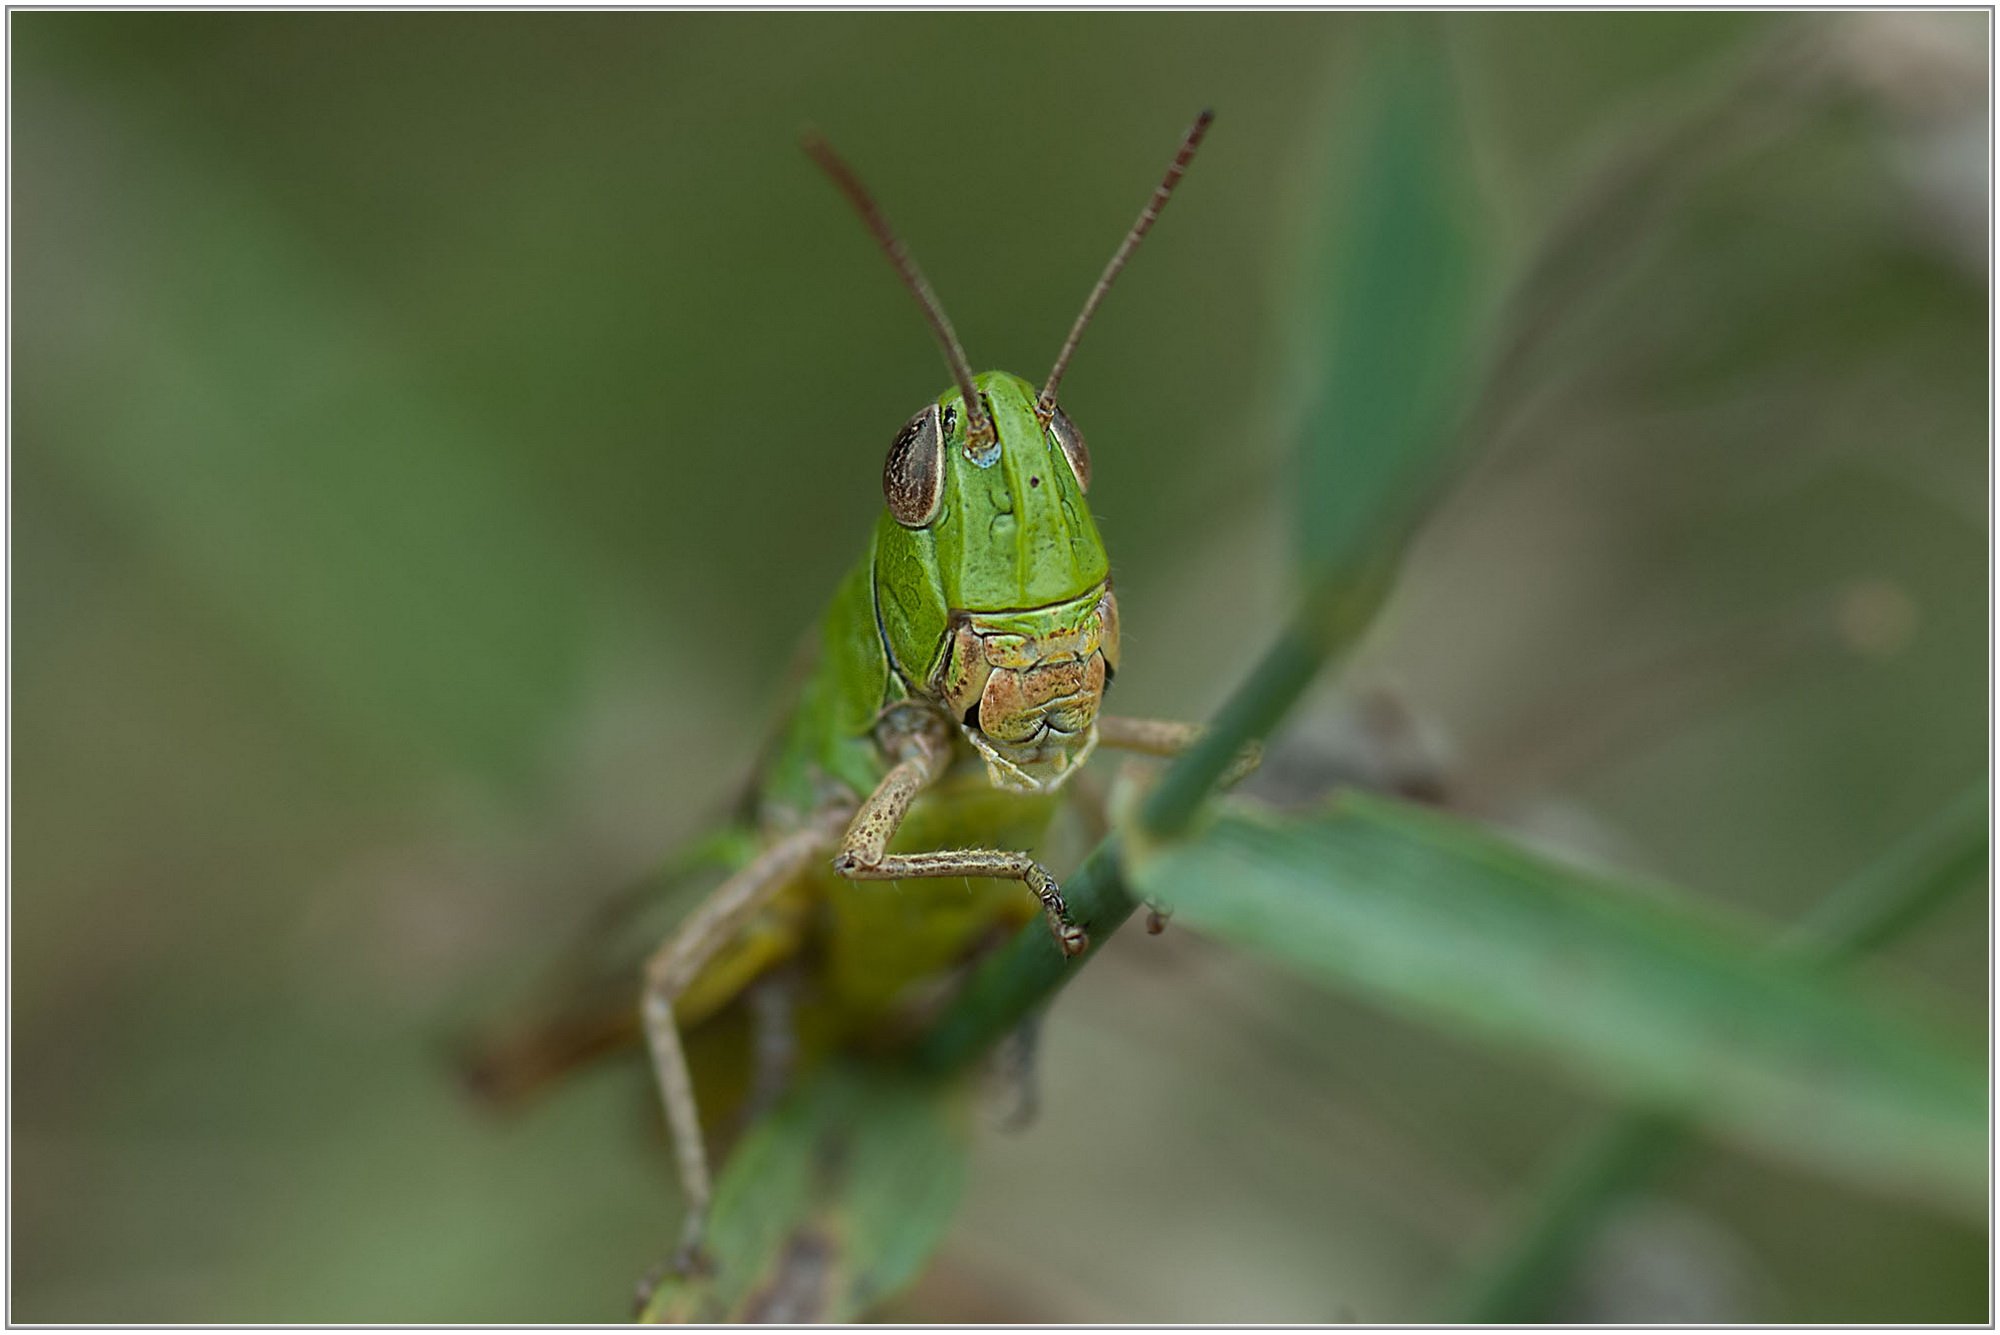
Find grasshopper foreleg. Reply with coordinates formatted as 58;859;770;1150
841;846;1088;957
1092;716;1264;932
1095;714;1263;787
833;712;1090;957
636;814;843;1304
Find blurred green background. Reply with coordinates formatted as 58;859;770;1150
12;11;1987;1322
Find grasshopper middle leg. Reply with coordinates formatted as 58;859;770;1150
740;963;802;1129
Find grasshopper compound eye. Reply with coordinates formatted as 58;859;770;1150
1046;406;1090;492
883;402;946;527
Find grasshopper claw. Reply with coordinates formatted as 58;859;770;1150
672;1208;714;1278
632;1265;666;1318
675;1241;715;1279
631;1216;715;1316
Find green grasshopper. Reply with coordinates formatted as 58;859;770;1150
470;111;1247;1300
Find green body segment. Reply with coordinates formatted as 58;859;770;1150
684;371;1108;1025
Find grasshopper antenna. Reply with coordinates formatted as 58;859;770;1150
802;130;993;448
1039;109;1214;415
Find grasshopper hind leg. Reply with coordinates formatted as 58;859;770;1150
634;815;844;1308
739;963;803;1131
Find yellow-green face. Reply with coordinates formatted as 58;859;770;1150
871;371;1116;791
934;583;1120;791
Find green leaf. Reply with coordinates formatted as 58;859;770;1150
1125;792;1985;1213
1142;25;1491;839
1447;784;1990;1322
640;1061;971;1324
1290;22;1487;582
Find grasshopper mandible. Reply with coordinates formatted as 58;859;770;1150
471;111;1249;1298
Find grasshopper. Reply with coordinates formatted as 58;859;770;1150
469;112;1247;1300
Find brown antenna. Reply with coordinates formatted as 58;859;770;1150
1039;110;1215;415
802;131;992;448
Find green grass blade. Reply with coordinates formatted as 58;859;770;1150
1449;783;1989;1322
1125;792;1985;1215
1143;27;1491;838
1785;786;1990;964
1446;1108;1688;1324
914;841;1134;1073
639;1061;971;1323
1289;22;1487;584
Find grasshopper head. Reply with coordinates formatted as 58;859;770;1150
873;372;1116;793
806;115;1212;792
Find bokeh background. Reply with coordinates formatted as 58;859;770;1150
12;11;1988;1322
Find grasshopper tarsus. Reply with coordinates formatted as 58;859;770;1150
1022;864;1088;957
631;1221;717;1316
676;1240;716;1280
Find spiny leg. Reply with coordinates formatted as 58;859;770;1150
1096;714;1264;787
832;713;1089;957
835;713;951;868
842;846;1087;956
636;815;841;1305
